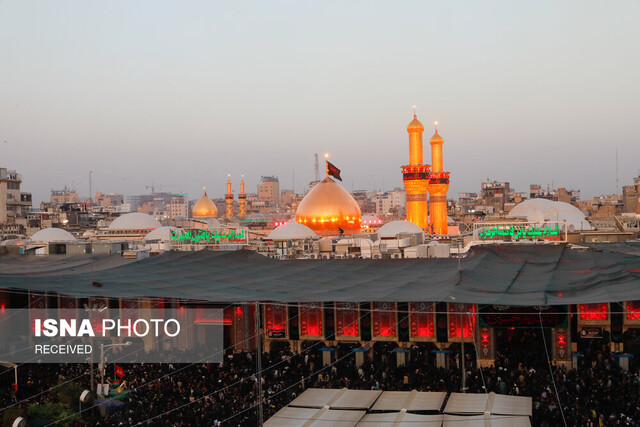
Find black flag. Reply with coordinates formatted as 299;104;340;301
326;161;342;181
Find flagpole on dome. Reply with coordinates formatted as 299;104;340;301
325;153;329;178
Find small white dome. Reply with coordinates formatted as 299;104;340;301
108;213;162;230
378;220;424;239
1;238;31;246
206;218;222;231
267;222;318;241
144;226;182;242
508;199;592;230
31;228;76;242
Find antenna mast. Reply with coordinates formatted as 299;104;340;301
616;147;619;194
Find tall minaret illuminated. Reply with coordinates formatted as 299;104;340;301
238;174;247;217
402;106;431;229
225;174;234;220
427;121;450;234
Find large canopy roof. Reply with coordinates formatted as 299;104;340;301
266;389;531;427
1;243;640;305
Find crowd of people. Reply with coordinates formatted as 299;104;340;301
2;331;640;426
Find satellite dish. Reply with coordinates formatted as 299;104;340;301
12;417;26;427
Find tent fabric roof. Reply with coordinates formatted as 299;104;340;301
443;414;531;427
491;394;532;416
269;390;531;427
370;390;446;412
288;388;343;408
444;392;533;417
329;389;382;410
444;393;489;415
264;407;366;427
1;243;640;305
359;413;444;426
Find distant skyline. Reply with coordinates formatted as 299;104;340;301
1;1;639;204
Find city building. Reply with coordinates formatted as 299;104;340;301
0;167;32;224
50;186;79;205
479;181;512;212
457;192;478;213
257;176;280;210
623;176;640;214
128;192;175;213
279;189;300;213
94;191;125;208
529;184;546;199
371;189;406;218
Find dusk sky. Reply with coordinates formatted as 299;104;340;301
1;1;639;204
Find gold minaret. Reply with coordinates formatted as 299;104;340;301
225;174;234;220
238;174;247;217
427;121;450;235
402;109;430;229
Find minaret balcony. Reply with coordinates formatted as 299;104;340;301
402;164;431;181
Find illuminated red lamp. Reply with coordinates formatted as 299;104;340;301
372;302;396;338
448;304;476;338
626;301;640;320
336;303;359;337
579;303;608;320
265;304;287;336
555;328;568;359
300;303;323;336
410;302;434;337
235;306;243;316
479;327;491;358
556;330;567;345
0;304;4;313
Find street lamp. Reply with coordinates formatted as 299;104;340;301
79;389;91;413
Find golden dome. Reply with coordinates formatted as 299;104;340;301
407;115;424;133
430;130;443;144
192;189;218;217
295;177;362;236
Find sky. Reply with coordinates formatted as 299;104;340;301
1;1;639;204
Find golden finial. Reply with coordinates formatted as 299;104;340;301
325;153;329;177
